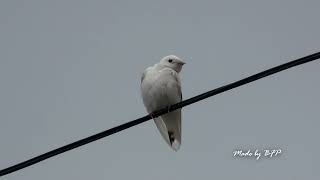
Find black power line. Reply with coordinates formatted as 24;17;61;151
1;52;320;176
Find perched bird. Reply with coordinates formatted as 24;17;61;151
140;55;185;151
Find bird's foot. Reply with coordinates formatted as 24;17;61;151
149;112;156;119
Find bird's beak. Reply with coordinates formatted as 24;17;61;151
179;62;186;65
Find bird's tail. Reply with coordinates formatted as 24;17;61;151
153;110;181;151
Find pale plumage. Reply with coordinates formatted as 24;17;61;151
140;55;185;151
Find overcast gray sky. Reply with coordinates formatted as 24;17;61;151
1;0;320;179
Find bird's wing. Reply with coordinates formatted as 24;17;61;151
141;67;152;83
153;69;182;151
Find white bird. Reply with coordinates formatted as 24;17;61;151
140;55;185;151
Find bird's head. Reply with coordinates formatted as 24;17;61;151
159;55;186;73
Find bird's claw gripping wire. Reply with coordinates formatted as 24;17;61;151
149;105;171;119
149;112;156;119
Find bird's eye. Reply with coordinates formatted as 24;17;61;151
168;59;173;63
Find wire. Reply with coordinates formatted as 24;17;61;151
1;51;319;176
